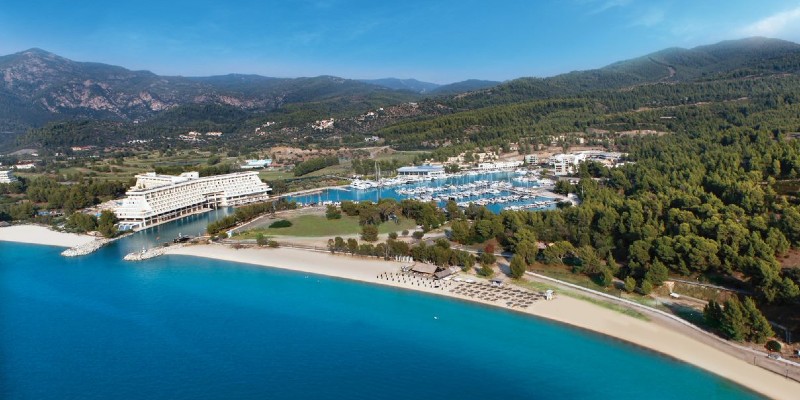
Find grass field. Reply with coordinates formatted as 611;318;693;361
238;214;418;238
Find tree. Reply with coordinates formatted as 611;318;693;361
256;233;268;246
703;299;724;329
509;254;527;279
361;225;379;242
624;276;637;293
515;239;539;265
720;297;747;341
347;238;359;254
479;251;496;267
325;204;342;220
65;212;97;233
478;263;494;277
742;297;774;343
645;260;669;286
450;219;470;244
97;210;118;238
638;279;654;295
598;267;614;287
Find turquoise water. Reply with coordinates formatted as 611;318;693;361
0;227;761;399
288;171;556;213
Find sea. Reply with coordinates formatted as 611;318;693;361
0;211;761;399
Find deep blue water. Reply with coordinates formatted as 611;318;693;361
288;171;556;213
0;223;761;399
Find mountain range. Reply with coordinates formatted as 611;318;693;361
3;36;800;150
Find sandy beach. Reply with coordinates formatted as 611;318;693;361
167;243;800;400
0;224;96;248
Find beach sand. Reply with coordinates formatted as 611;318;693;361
167;243;800;400
0;224;96;248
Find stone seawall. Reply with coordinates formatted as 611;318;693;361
61;239;113;257
124;243;186;261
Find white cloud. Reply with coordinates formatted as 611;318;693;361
740;6;800;38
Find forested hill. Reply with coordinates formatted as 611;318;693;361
0;49;417;134
445;37;800;109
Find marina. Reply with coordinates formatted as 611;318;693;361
289;170;564;213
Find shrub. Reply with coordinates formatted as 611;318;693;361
412;231;424;240
361;225;379;242
269;219;293;228
267;240;280;248
766;340;782;353
388;232;398;240
402;230;409;236
478;263;494;277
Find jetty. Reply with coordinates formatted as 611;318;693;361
61;238;113;257
124;243;187;261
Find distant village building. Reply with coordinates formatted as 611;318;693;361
364;135;380;143
396;165;446;177
14;163;36;170
0;170;17;183
312;118;335;130
524;154;539;165
205;131;223;137
240;159;273;169
115;171;271;230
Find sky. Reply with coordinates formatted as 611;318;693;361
2;0;800;84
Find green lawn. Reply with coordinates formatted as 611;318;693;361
238;214;418;238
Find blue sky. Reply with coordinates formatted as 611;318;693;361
2;0;800;83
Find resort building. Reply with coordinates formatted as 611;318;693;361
115;171;271;230
396;165;446;178
524;154;539;165
240;159;272;169
549;153;587;176
0;170;17;183
548;151;626;175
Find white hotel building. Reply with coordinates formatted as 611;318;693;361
0;170;17;183
115;171;271;230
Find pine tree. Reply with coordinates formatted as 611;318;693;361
645;260;669;286
721;297;747;341
703;299;724;329
623;276;636;293
509;254;527;279
742;297;774;344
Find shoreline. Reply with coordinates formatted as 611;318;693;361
0;224;96;248
166;243;800;400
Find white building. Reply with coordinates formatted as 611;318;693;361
14;163;36;170
0;170;17;183
549;153;587;176
477;161;523;171
241;159;272;169
115;171;271;230
524;154;539;165
396;165;446;177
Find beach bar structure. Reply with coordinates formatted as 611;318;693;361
411;263;438;275
115;171;271;230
